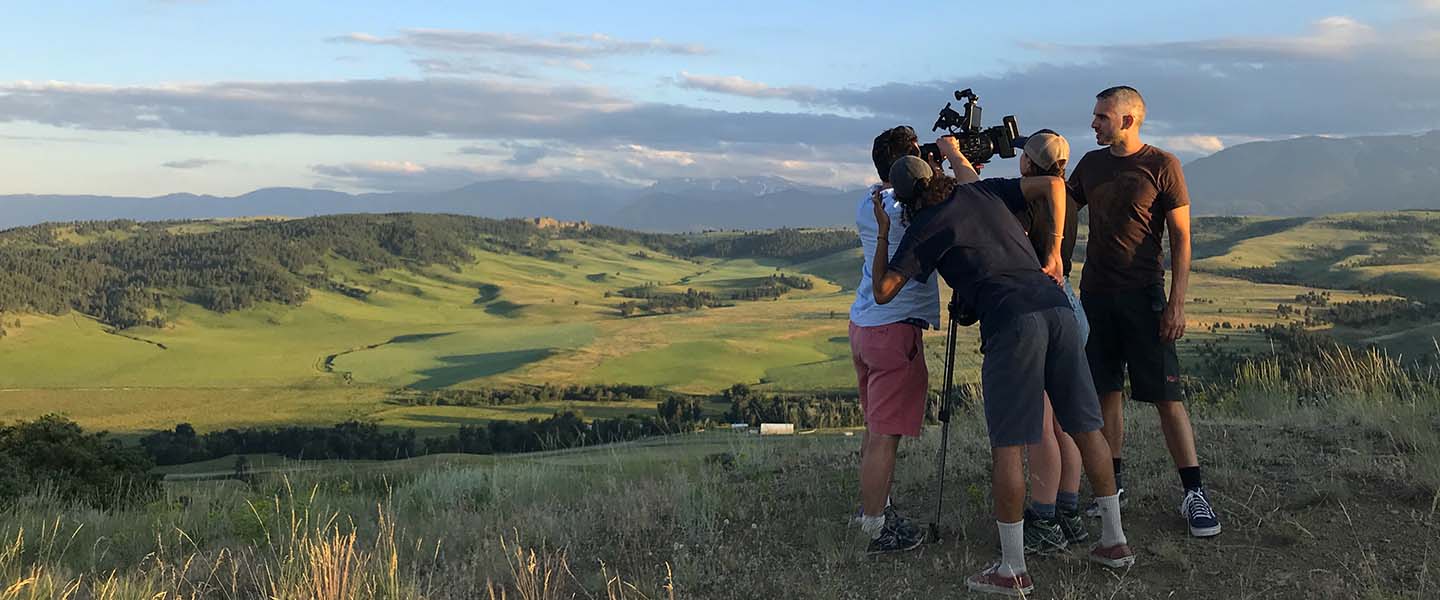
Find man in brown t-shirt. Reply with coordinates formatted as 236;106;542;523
1069;86;1220;538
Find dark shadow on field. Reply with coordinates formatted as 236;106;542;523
472;284;502;304
483;301;525;317
390;332;452;344
1192;216;1312;259
410;348;554;389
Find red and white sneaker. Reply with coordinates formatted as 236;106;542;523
965;562;1034;597
1088;543;1136;568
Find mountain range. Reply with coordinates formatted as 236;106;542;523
4;132;1438;232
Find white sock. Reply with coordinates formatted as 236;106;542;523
859;514;885;540
997;520;1027;576
1097;494;1127;547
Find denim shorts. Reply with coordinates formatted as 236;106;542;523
1063;277;1089;345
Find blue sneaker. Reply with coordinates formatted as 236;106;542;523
1180;488;1221;537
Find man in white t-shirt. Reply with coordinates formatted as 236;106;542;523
849;126;973;553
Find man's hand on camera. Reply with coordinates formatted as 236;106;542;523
937;136;980;183
871;188;891;237
936;136;963;162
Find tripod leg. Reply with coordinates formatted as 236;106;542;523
930;290;963;542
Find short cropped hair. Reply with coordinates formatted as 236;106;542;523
872;126;919;183
1097;86;1147;127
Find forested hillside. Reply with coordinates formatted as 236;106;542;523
0;215;858;329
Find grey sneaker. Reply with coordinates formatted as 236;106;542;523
1058;508;1089;543
866;510;926;555
1023;509;1069;555
1085;488;1127;518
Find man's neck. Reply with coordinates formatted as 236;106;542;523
1108;137;1145;158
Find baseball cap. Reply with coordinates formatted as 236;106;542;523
888;155;933;203
1011;130;1070;170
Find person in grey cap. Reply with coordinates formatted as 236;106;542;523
871;139;1133;596
1003;130;1094;556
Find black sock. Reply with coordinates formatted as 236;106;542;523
1179;466;1203;491
1113;458;1125;490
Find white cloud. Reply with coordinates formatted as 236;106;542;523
0;78;883;148
672;72;826;105
330;29;706;58
161;158;222;169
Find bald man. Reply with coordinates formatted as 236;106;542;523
1070;85;1220;538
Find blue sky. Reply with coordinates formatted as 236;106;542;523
2;0;1438;195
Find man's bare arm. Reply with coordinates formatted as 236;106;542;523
869;193;908;304
1162;205;1191;342
872;242;909;305
1020;175;1066;282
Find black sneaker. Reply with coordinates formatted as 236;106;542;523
1022;509;1068;555
1085;488;1127;518
866;510;926;555
1058;508;1089;544
1180;488;1222;537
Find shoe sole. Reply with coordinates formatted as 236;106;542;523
965;580;1034;597
1088;553;1136;569
1188;523;1222;537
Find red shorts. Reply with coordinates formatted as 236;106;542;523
849;321;928;437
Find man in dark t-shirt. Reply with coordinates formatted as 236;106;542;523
1069;85;1220;538
872;151;1134;596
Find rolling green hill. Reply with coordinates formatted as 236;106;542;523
3;211;1439;435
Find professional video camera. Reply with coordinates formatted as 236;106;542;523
918;89;1020;166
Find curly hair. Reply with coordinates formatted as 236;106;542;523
898;172;958;225
872;126;919;183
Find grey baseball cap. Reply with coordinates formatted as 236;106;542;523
888;155;933;203
1011;130;1070;170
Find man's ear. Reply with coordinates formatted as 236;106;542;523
1122;114;1135;131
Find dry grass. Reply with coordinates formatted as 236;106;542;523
1;347;1438;599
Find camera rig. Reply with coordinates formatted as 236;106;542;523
919;89;1021;166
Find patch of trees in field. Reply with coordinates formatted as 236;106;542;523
614;286;733;316
391;384;671;407
1318;298;1432;327
685;228;858;260
0;415;157;508
720;384;866;429
611;274;815;316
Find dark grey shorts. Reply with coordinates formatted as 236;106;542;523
980;306;1104;447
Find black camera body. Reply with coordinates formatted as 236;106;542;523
918;89;1020;166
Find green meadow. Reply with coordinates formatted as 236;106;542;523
3;212;1439;437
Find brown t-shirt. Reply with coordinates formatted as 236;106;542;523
1068;144;1190;293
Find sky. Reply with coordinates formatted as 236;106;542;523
2;0;1439;196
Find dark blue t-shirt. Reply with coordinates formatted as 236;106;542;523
889;178;1069;337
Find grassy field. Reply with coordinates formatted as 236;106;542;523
4;214;1432;436
4;372;1437;599
4;213;1440;598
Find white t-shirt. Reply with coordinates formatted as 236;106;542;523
849;185;941;329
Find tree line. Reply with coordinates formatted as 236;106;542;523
139;397;711;466
390;383;672;407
